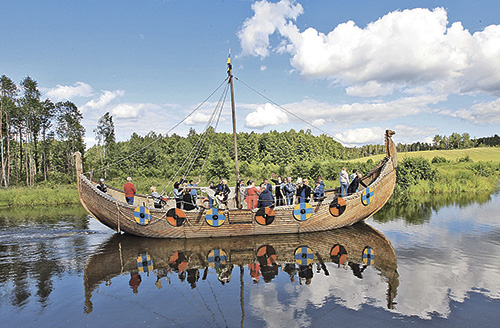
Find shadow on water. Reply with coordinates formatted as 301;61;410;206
82;222;399;318
0;204;89;226
373;191;496;225
0;205;96;309
0;214;400;327
2;190;500;327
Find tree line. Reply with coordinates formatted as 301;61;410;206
0;74;355;187
0;75;85;187
396;132;497;153
85;124;356;184
82;122;500;187
2;74;499;188
357;132;498;157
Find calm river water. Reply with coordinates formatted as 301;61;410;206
1;190;500;327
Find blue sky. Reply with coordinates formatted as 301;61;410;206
2;0;500;147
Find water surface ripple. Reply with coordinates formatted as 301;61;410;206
1;193;500;327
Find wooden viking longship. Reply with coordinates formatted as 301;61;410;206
75;54;397;238
84;222;399;313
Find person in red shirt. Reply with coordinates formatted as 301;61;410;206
129;272;141;293
245;180;261;209
124;177;136;205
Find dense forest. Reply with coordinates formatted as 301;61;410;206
395;132;498;153
1;74;499;188
0;75;85;188
85;127;361;185
66;128;500;185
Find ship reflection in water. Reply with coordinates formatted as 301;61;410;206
84;222;398;320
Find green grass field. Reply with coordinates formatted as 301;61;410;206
0;185;80;207
1;147;499;207
350;147;500;163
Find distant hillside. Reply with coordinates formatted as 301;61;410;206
349;147;500;163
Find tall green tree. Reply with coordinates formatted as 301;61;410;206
40;99;56;181
0;75;18;187
432;135;441;149
94;112;115;176
19;76;42;186
461;132;474;148
449;132;462;149
55;101;85;177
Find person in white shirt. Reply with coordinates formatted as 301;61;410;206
340;167;349;197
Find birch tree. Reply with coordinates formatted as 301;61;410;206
0;75;18;187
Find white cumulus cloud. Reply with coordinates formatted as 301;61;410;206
184;112;214;125
245;103;289;128
449;98;500;124
239;4;500;98
334;125;439;145
46;82;93;101
238;0;303;58
84;90;125;110
311;118;325;126
346;81;394;97
110;103;161;119
334;127;386;145
277;94;445;127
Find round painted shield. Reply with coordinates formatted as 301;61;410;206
294;246;314;266
168;251;188;272
256;245;277;266
205;207;226;227
293;203;313;221
166;208;186;227
207;248;228;269
134;206;151;225
329;197;347;217
137;253;154;273
361;187;374;206
255;207;275;226
330;244;348;265
362;246;375;266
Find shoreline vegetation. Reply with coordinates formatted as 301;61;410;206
1;148;499;207
2;74;500;207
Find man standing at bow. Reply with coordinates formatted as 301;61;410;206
124;177;136;205
340;167;349;197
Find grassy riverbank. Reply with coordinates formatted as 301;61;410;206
0;184;80;207
1;148;499;207
398;160;500;194
351;147;500;163
351;147;500;195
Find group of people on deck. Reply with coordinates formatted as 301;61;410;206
170;175;203;210
169;176;233;210
153;174;329;210
241;174;326;210
94;167;368;210
340;167;367;197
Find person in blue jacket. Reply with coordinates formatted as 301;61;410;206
313;176;325;202
258;183;274;208
296;179;312;203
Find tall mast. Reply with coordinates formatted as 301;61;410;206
227;50;241;208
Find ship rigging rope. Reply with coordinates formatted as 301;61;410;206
206;275;229;328
234;76;345;145
166;76;348;196
86;73;347;194
187;85;227;175
167;280;214;327
161;82;229;195
177;83;228;180
195;94;225;174
83;77;229;175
